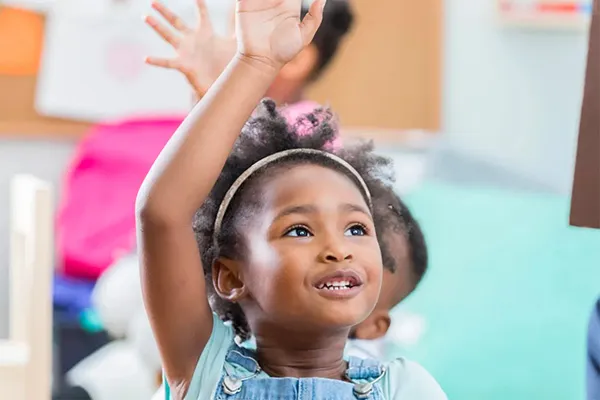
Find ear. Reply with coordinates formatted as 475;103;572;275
279;45;318;81
212;258;248;303
353;310;391;340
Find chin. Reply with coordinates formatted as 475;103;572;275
315;304;372;329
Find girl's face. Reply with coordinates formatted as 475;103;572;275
238;164;383;334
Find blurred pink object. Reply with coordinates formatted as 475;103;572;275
56;117;183;280
280;100;342;148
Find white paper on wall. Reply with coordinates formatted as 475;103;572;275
35;0;198;122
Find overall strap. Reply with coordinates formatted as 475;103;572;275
346;356;385;381
221;344;262;395
346;357;387;399
224;344;261;374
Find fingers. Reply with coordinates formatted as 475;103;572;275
145;57;206;97
145;57;180;70
227;4;236;38
196;0;213;31
152;1;191;33
299;0;325;46
145;15;180;47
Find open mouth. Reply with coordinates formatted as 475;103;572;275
312;270;364;298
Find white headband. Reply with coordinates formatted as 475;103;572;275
213;149;372;239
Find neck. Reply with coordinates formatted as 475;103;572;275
253;325;348;380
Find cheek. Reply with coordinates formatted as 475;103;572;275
245;237;281;298
247;235;280;270
244;237;304;302
246;241;310;309
364;240;384;296
242;208;280;286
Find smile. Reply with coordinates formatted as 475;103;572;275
312;270;364;299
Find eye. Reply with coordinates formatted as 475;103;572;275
344;224;367;237
284;225;313;238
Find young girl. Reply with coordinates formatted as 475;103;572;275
136;1;446;399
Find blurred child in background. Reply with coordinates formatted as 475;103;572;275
144;0;353;117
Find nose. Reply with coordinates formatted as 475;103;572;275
318;234;353;263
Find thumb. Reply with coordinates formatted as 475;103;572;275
299;0;325;46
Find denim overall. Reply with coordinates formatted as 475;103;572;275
214;345;387;400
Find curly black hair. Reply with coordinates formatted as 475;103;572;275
302;0;354;79
193;99;394;340
397;198;428;287
373;187;429;288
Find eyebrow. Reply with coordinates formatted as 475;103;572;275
340;203;371;218
273;203;371;222
273;205;318;222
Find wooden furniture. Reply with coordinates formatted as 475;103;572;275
0;175;54;399
570;0;600;229
307;0;442;133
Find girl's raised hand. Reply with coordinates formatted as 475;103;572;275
236;0;325;70
144;0;237;98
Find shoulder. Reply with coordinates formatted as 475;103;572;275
168;313;235;400
380;358;447;400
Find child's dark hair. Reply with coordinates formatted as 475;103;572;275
398;198;428;287
373;186;428;288
193;99;393;340
301;0;354;79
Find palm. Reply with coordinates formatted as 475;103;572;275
145;0;237;97
176;30;236;92
236;0;324;67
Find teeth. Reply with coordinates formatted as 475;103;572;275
330;280;349;287
317;280;354;290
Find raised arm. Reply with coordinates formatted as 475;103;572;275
135;0;324;392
